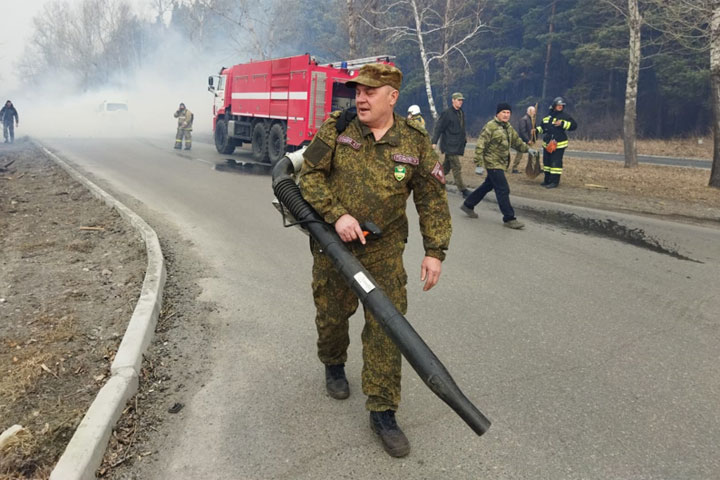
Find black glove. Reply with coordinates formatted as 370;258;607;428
335;109;357;133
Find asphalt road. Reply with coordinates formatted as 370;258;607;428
47;138;720;479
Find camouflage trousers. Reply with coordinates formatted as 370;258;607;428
311;239;407;411
442;154;466;191
175;128;192;149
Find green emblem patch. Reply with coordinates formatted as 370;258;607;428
394;165;407;181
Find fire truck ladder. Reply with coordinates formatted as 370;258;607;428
324;55;396;71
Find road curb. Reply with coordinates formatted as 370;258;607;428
39;145;166;480
450;183;719;261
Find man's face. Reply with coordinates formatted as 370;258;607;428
452;98;464;110
496;109;511;123
528;107;536;116
355;85;398;127
555;104;564;112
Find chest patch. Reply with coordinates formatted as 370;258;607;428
337;134;362;150
392;153;419;166
431;161;446;184
394;165;407;181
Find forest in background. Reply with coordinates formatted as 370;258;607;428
18;0;713;139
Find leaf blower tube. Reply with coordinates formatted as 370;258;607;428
271;153;491;436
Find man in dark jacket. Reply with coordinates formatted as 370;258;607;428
432;92;470;197
511;105;536;173
536;97;577;188
1;100;19;144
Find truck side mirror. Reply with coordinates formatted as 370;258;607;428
208;76;214;87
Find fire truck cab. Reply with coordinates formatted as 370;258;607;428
208;54;394;165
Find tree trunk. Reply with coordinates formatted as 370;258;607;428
347;0;357;58
710;2;720;188
541;0;557;101
411;0;439;119
441;0;452;111
623;0;641;168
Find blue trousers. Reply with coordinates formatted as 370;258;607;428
463;169;516;222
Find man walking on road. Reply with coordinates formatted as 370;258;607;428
173;103;193;150
460;103;535;229
1;100;19;144
432;92;470;198
298;63;451;458
511;105;536;173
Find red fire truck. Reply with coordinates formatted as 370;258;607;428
207;54;394;165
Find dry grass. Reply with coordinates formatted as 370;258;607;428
453;150;720;223
569;136;712;160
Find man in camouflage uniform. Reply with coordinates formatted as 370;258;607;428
460;103;536;229
173;103;193;150
298;63;451;458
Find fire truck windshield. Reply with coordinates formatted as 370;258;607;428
331;81;355;111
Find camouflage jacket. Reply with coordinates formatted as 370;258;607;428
474;118;529;171
174;109;193;130
299;111;452;261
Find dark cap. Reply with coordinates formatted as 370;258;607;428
496;102;512;114
346;63;403;90
452;92;465;100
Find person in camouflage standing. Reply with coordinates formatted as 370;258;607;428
298;63;451;458
460;103;536;229
173;102;193;150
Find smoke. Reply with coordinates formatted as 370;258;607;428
15;26;240;141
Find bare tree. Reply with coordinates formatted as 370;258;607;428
360;0;487;119
647;0;720;187
22;0;140;88
600;0;643;167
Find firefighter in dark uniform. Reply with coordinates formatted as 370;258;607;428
298;63;451;458
536;97;577;188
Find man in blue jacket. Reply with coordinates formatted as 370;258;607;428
1;100;19;144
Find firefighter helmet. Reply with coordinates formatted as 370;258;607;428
408;104;421;116
551;97;566;108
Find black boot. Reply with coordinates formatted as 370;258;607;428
545;174;560;189
369;410;410;458
325;364;349;399
540;172;550;186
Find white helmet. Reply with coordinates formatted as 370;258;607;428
408;104;421;115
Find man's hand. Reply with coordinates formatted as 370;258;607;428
335;214;365;245
420;256;442;291
432;144;437;149
553;119;562;126
475;166;485;175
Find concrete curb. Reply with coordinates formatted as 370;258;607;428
450;183;719;261
39;145;166;480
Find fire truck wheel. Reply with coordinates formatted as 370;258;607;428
252;122;270;163
215;121;236;155
268;123;287;167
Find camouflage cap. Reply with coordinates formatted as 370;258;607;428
451;92;465;100
346;63;403;91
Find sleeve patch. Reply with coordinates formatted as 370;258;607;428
392;153;419;166
337;134;362;150
431;161;446;184
303;139;332;166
